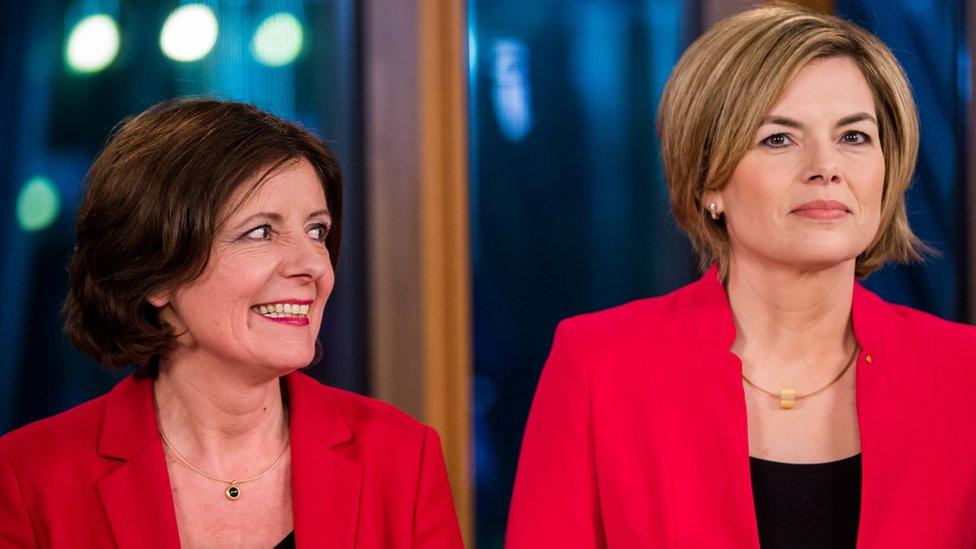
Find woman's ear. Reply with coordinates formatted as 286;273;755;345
147;291;190;339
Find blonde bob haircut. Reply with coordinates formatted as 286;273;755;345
657;4;926;279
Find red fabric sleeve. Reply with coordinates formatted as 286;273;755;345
412;426;464;548
0;441;40;547
506;320;606;548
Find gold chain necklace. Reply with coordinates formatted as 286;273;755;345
742;344;859;409
159;431;290;500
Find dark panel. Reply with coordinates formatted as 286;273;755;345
469;1;696;546
837;0;969;321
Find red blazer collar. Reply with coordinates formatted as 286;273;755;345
687;263;885;356
95;371;363;548
686;264;891;547
96;375;181;548
685;265;736;351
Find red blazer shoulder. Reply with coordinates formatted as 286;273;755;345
290;376;464;549
319;380;430;448
880;296;976;354
0;371;463;548
0;384;109;479
852;287;976;396
0;387;120;547
551;281;690;353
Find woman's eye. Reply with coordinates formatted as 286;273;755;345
243;225;272;240
841;131;870;145
761;133;793;148
308;222;330;243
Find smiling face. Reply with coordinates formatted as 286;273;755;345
709;56;885;273
152;158;334;375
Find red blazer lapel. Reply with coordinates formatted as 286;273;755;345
850;283;888;545
687;267;761;548
95;376;181;548
287;373;363;548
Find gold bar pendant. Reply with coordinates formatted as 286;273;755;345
780;388;796;409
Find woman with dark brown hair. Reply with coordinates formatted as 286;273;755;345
0;99;463;548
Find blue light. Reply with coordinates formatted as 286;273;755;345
491;38;533;143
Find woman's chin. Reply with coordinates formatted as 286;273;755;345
739;240;864;273
780;250;861;273
768;234;868;270
259;351;317;374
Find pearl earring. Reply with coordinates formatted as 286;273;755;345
708;202;720;220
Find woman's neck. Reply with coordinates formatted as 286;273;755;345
154;356;289;473
725;254;858;371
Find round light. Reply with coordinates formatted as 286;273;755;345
160;4;219;62
16;176;61;232
251;12;303;67
65;14;120;73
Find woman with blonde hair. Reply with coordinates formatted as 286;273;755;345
507;5;976;548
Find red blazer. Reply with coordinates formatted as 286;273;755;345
507;266;976;548
0;371;463;548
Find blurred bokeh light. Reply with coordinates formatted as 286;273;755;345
65;14;120;73
160;4;218;62
252;12;304;67
16;176;61;232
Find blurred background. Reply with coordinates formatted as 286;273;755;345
0;0;971;546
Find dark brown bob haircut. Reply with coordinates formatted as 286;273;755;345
63;98;342;368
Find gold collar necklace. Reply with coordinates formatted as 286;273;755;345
741;344;859;409
159;431;290;500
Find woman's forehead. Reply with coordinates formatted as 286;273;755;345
765;57;876;118
223;160;329;221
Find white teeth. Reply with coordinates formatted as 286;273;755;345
251;302;311;318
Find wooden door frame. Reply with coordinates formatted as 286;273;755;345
362;0;473;544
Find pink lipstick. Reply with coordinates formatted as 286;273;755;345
792;200;849;220
257;314;310;327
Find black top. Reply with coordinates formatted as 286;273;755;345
750;453;861;549
273;531;295;549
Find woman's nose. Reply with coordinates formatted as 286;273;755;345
280;237;332;280
803;139;843;185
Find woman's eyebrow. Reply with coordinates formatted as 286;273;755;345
835;112;878;127
233;212;281;229
760;112;878;129
231;209;331;229
762;115;804;129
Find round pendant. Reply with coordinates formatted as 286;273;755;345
225;484;240;500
